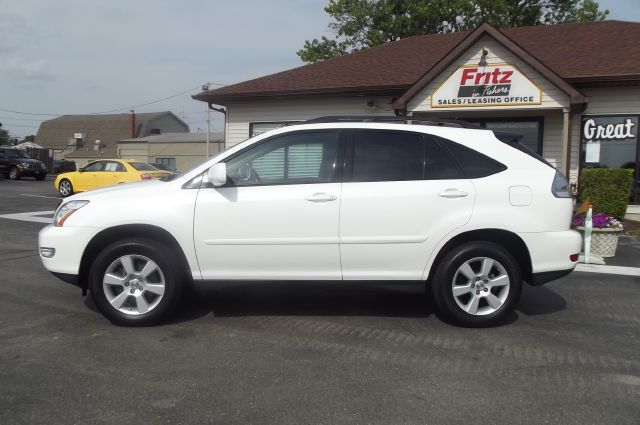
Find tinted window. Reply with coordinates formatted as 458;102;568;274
439;138;507;178
225;131;338;186
128;162;157;171
6;149;29;159
425;137;464;180
352;131;424;182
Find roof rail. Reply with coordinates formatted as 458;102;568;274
301;115;483;129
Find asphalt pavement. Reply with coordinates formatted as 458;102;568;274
1;177;639;424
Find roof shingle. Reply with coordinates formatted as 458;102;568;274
195;20;640;104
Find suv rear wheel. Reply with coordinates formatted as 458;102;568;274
431;241;522;327
89;238;184;326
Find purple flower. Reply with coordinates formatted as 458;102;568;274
572;213;623;230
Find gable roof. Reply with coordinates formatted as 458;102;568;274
35;112;189;157
194;20;640;105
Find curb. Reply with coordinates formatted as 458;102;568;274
574;264;640;277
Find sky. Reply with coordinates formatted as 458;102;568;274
1;0;638;139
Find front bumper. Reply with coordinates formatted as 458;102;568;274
39;225;103;276
19;167;46;177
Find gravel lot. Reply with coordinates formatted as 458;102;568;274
1;177;639;424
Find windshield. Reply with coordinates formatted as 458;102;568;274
6;150;30;159
127;162;158;171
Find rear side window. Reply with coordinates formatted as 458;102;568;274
439;138;507;178
352;131;424;182
128;162;157;171
350;131;463;182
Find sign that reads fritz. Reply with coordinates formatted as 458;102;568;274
431;64;542;108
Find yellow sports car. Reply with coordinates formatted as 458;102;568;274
55;159;172;197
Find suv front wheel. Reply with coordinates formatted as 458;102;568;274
431;241;522;327
89;238;184;326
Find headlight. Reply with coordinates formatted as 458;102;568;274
54;200;89;227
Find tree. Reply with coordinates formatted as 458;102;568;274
21;135;35;143
298;0;609;62
0;123;10;145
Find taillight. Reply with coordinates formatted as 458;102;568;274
551;171;571;198
570;254;579;262
140;173;152;180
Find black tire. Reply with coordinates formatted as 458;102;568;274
89;238;185;326
431;241;522;328
8;166;20;180
35;173;46;181
58;178;74;197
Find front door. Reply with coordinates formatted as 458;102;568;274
74;160;107;191
193;130;344;280
339;130;475;280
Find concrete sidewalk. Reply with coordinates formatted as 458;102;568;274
576;235;640;276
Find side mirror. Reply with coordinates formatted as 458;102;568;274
207;163;227;187
78;167;84;173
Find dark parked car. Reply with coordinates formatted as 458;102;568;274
53;159;77;174
0;147;46;180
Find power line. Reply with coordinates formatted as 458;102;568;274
0;82;227;117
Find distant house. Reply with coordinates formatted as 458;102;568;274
35;111;189;166
117;132;225;172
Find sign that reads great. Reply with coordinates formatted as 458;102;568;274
432;64;541;108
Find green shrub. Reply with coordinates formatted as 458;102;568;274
579;168;634;219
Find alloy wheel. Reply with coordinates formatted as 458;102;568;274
451;256;510;316
59;180;71;196
102;254;166;315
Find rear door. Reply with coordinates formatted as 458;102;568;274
339;130;475;280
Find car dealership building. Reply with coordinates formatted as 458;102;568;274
194;20;640;206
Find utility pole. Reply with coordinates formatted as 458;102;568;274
202;83;211;158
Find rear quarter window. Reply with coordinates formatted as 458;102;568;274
439;137;507;178
128;162;157;171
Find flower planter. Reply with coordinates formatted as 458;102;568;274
576;226;623;257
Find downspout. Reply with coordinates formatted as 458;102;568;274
208;102;227;151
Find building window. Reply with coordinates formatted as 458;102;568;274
580;115;639;203
156;157;176;170
466;118;543;154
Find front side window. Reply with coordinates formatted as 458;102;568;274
225;131;339;186
83;161;106;172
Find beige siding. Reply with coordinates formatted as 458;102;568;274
148;141;223;172
226;97;395;147
118;142;149;163
408;35;570;112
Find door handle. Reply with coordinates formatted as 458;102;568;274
305;192;337;202
438;189;469;198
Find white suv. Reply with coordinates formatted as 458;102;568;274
39;117;581;327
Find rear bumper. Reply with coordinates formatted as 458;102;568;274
529;267;575;286
517;230;581;279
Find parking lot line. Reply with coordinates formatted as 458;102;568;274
19;194;62;199
575;263;640;277
0;210;55;224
